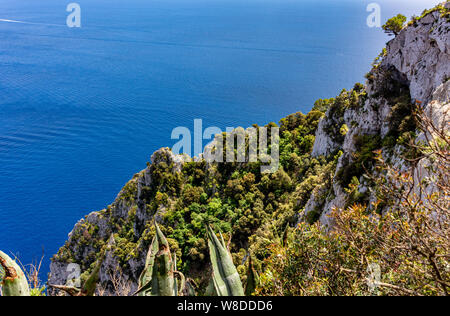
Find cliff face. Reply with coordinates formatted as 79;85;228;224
306;5;450;227
49;4;449;295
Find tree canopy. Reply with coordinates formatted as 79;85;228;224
382;14;407;36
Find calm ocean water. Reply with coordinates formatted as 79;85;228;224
0;0;441;277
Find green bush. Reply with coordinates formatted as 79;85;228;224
382;14;407;36
336;134;381;188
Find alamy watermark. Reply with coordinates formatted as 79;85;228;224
171;119;279;174
64;3;380;29
66;3;81;28
367;3;381;28
366;263;381;292
66;263;81;288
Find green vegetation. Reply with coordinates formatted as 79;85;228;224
336;134;381;188
409;2;450;26
257;121;450;295
382;14;407;36
321;84;367;144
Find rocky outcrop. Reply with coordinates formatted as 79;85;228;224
383;6;450;104
48;148;191;296
306;5;450;227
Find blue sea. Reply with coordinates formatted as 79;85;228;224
0;0;441;278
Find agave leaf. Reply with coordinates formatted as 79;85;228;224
174;271;185;296
136;232;159;296
185;278;197;296
244;256;259;296
206;226;244;296
135;221;175;296
173;253;178;296
204;278;217;296
154;222;174;296
0;251;30;296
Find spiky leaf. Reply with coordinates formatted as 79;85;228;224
206;226;244;296
135;222;175;296
185;278;197;296
245;256;259;296
137;233;159;296
0;251;30;296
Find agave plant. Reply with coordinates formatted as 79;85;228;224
135;221;185;296
0;251;30;296
206;225;244;296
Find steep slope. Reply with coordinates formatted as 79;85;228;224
49;3;449;295
305;3;450;227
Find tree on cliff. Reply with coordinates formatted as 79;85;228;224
382;14;407;36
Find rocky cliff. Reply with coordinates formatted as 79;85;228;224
49;3;449;295
306;3;449;227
